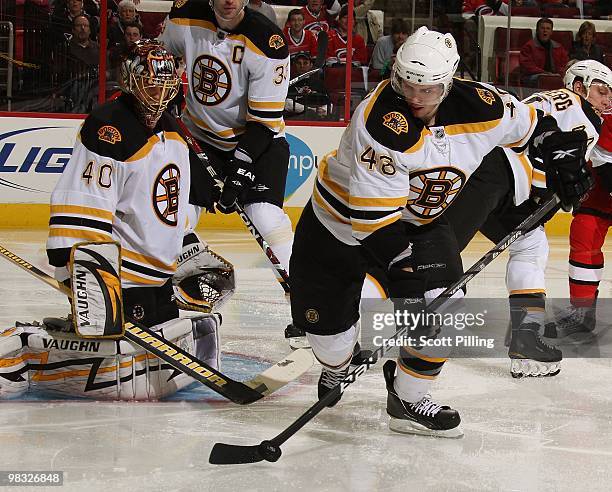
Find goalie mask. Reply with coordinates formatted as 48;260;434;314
120;39;180;128
391;26;459;106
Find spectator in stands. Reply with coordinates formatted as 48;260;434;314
570;21;604;63
285;52;329;119
109;0;142;48
519;17;569;87
51;0;99;44
300;0;333;34
55;14;100;113
326;5;367;65
284;9;319;58
110;21;142;70
462;0;508;18
53;0;100;18
370;18;409;72
248;0;278;25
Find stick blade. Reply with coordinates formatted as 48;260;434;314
315;30;328;69
209;443;265;465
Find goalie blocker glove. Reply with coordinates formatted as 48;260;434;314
540;130;593;212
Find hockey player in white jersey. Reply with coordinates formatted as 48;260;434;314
444;59;610;377
0;40;226;400
289;27;591;437
160;0;294;276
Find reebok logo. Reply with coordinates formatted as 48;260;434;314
552;148;577;159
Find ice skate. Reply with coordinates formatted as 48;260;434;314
318;365;349;407
383;360;463;438
544;301;596;341
509;323;562;378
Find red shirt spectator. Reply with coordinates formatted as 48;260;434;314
520;17;569;87
326;7;367;65
284;9;319;58
301;0;333;34
462;0;508;17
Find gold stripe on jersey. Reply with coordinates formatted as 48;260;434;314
248;100;286;110
126;134;160;162
351;211;401;234
318;154;350;202
245;114;285;130
349;195;407;208
50;205;113;221
185;110;245;138
365;272;387;299
164;131;188;147
122;248;177;273
503;105;537;148
48;228;112;242
532;168;546;186
517;152;533;189
445;118;501;136
168;18;266;57
313;186;351;224
404;127;432;154
363;79;389;122
120;270;167;286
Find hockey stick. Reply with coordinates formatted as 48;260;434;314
208;195;561;463
288;30;328;87
174;117;291;295
0;244;313;404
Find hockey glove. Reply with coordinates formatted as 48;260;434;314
540;130;593;212
216;158;255;214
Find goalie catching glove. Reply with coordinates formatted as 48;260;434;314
173;232;235;312
540;130;593;212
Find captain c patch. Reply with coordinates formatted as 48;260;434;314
98;125;122;144
476;88;495;105
269;34;285;50
382;111;409;135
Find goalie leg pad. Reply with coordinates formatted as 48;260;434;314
70;241;124;339
0;319;197;400
192;313;222;371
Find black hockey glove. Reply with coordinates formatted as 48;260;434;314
216;158;255;214
540;130;593;212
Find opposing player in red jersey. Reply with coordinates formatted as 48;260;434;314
547;111;612;338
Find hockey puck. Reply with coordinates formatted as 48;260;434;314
258;440;282;462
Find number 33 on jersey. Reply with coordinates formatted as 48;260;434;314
160;0;290;151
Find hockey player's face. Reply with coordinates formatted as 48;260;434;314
401;81;444;120
213;0;245;21
587;82;612;115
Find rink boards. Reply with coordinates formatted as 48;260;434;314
0;114;573;234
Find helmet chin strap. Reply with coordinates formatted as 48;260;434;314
211;0;247;23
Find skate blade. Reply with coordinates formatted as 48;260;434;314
288;336;311;350
510;359;561;378
388;418;463;438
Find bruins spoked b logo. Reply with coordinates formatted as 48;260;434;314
406;167;466;220
192;54;231;106
153;164;180;226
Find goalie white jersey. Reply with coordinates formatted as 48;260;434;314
503;88;602;203
46;95;195;288
312;78;539;245
160;0;289;151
